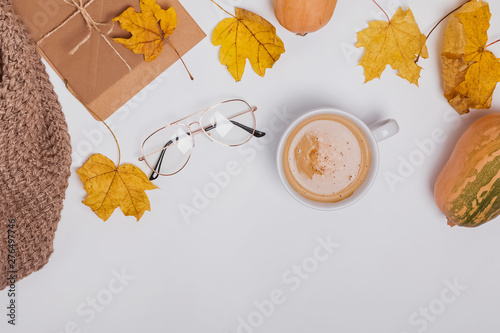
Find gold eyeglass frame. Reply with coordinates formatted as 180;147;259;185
139;99;262;179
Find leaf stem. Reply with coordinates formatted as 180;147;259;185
65;80;121;167
164;39;194;80
415;0;469;63
372;0;390;23
210;0;236;18
155;19;194;80
486;38;500;49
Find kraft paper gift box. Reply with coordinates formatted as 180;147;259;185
12;0;205;120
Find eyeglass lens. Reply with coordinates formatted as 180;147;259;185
143;100;258;177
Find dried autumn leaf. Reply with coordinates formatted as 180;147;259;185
356;7;428;85
77;154;158;221
442;0;500;114
113;0;177;62
212;7;285;81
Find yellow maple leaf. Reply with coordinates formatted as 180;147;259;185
356;7;428;85
113;0;177;62
442;0;500;114
77;154;158;221
212;7;285;82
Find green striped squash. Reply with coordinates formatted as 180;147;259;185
435;114;500;228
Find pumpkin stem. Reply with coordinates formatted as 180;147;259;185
296;33;308;37
447;219;456;227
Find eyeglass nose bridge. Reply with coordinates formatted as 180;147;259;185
186;121;201;147
187;121;200;129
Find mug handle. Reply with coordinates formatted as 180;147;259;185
368;119;399;142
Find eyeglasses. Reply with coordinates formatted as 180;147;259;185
139;99;266;180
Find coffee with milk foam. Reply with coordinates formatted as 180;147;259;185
282;114;371;203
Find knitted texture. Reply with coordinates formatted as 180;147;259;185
0;1;71;290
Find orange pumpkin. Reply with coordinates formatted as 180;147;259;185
273;0;338;36
435;114;500;228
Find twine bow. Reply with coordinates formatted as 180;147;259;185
37;0;131;71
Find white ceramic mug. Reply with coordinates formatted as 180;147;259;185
276;108;399;210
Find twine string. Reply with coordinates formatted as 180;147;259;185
37;0;131;71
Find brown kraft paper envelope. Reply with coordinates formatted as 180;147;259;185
12;0;206;120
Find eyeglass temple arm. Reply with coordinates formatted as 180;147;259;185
233;120;266;137
148;121;266;180
203;120;266;138
149;140;173;181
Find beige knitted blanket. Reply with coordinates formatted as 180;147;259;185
0;0;72;290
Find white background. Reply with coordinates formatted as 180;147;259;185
2;0;500;332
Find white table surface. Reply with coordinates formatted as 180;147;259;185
3;0;500;332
